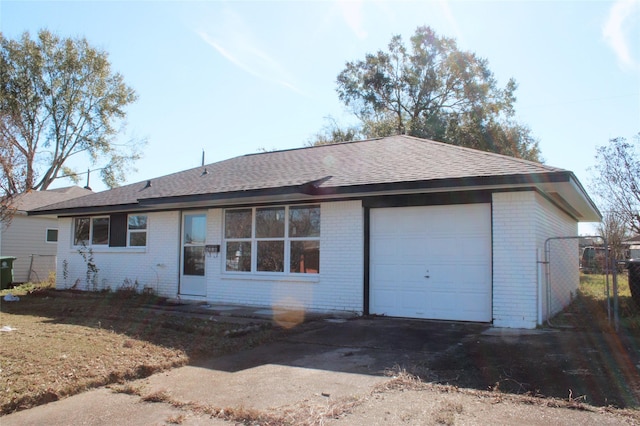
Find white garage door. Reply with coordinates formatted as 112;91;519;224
370;204;492;322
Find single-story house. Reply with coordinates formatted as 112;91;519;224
1;186;92;283
31;136;601;328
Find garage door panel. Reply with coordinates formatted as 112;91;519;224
425;237;457;258
370;204;492;322
372;237;401;258
431;294;489;321
370;289;397;311
461;236;490;257
398;238;428;260
400;291;428;310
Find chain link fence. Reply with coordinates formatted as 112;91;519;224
544;235;620;330
26;254;57;283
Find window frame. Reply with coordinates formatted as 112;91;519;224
127;214;148;247
73;216;110;247
224;205;320;275
45;228;58;243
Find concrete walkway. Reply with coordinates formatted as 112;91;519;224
3;311;639;424
3;317;393;425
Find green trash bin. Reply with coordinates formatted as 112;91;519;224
0;256;16;290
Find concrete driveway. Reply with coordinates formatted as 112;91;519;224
3;316;639;425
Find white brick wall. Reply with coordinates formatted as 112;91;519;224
56;211;181;298
204;200;364;314
534;193;578;321
492;191;578;328
57;202;364;315
492;192;539;328
54;193;577;327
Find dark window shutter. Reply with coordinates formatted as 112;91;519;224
109;214;127;247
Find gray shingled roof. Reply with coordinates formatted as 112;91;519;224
13;186;92;212
31;136;582;214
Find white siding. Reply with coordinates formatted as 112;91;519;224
1;214;58;283
56;212;181;297
492;191;578;329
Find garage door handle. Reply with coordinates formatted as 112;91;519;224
424;275;430;278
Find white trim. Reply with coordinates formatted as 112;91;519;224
221;273;320;283
72;216;110;247
65;247;146;254
127;214;148;247
45;228;58;243
223;204;320;275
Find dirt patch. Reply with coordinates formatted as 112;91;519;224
422;328;640;408
325;381;640;425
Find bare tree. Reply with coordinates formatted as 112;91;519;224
597;210;631;263
591;133;640;235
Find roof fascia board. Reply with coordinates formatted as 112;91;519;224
568;173;602;220
29;203;144;217
28;171;593;219
137;171;572;205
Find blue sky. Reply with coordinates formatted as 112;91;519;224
2;1;639;230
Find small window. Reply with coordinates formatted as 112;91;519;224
225;209;252;238
92;218;109;245
73;217;109;246
255;207;285;238
128;215;147;247
46;228;58;243
225;241;252;272
74;218;90;246
289;206;320;237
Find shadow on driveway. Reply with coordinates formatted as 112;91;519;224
191;316;640;408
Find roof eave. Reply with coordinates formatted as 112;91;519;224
25;171;601;222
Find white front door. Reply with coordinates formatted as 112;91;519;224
180;212;207;296
370;204;492;322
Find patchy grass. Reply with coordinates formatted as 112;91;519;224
0;290;275;415
554;273;640;334
0;276;56;297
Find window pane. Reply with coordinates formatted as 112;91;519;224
46;229;58;242
74;218;90;245
92;218;110;245
225;241;252;272
290;241;320;274
128;215;147;230
184;214;206;243
183;246;205;276
289;206;320;237
256;207;284;238
225;209;252;238
129;232;147;247
257;241;284;272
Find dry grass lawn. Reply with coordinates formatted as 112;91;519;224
1;271;639;420
557;272;640;333
0;285;274;415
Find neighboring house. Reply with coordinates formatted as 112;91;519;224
1;186;92;283
624;235;640;259
31;136;601;328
